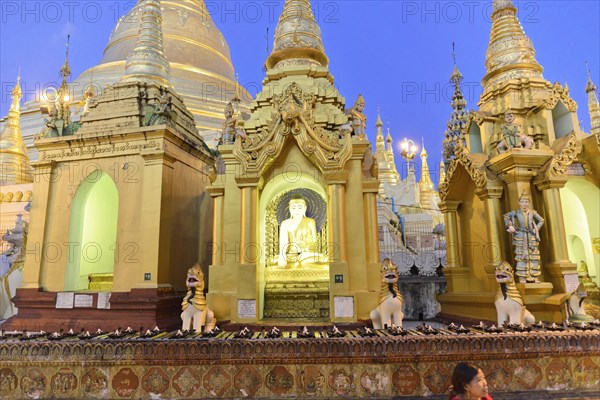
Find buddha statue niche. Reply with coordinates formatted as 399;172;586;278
278;195;327;269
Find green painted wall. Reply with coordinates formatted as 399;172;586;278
65;171;118;291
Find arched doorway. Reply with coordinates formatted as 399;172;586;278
560;178;599;286
64;171;119;291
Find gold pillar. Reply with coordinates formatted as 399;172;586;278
536;178;577;292
21;161;55;289
326;179;348;263
476;186;505;290
238;181;259;265
208;187;224;265
363;181;380;264
439;200;470;292
439;200;462;268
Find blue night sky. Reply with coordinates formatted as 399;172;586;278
1;1;599;179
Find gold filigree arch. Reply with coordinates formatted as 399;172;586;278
535;131;583;181
233;82;353;177
543;83;578;112
439;146;500;201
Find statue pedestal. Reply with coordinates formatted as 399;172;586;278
263;267;330;319
514;282;567;322
488;148;553;207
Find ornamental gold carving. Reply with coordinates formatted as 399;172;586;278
536;132;582;180
233;82;352;175
543;83;578;112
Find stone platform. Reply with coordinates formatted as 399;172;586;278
0;328;598;399
263;267;330;319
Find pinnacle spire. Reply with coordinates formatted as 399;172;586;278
419;139;435;208
442;46;468;170
265;0;329;70
585;62;600;136
375;108;385;153
586;61;598;93
450;42;463;84
492;0;515;12
0;72;32;184
482;0;543;89
122;0;171;87
438;160;446;188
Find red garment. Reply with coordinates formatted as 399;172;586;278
451;396;492;400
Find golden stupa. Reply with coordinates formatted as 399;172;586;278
14;0;249;159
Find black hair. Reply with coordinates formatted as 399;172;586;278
448;362;480;399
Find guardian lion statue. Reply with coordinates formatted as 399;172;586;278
567;283;593;322
370;258;404;329
495;261;535;325
181;264;216;333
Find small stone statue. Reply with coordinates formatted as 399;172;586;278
370;258;404;329
145;91;174;126
0;214;28;318
494;261;535;325
566;283;592;322
348;94;367;138
503;190;544;283
181;263;216;333
220;99;246;144
41;93;72;137
496;108;534;153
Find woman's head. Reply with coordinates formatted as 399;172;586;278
449;362;489;399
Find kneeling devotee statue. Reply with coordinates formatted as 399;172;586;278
278;195;327;269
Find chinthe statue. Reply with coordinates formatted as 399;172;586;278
347;94;367;138
494;261;535;325
220;99;246;144
495;108;533;153
278;194;327;269
503;190;544;283
181;264;216;333
370;258;404;329
566;283;593;322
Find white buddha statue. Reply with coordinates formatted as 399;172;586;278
278;195;327;269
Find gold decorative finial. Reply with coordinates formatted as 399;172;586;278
585;61;600;136
450;42;463;84
586;61;597;93
376;106;383;127
492;0;515;13
482;0;543;89
122;0;172;87
266;0;328;70
0;70;32;184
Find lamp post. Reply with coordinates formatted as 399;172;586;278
400;138;418;177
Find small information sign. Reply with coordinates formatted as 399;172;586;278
238;300;256;319
55;292;75;309
334;296;354;318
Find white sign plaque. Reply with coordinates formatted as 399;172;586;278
238;300;256;319
97;293;112;309
564;274;580;293
74;294;94;308
334;296;354;318
55;292;74;309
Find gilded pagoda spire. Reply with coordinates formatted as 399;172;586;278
438;160;446;187
0;72;32;184
442;44;468;170
375;108;385;154
482;0;543;90
419;140;435;209
265;0;329;70
585;62;600;136
121;0;171;87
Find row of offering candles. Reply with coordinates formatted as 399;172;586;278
1;320;598;341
